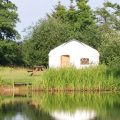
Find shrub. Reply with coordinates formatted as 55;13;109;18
107;57;120;78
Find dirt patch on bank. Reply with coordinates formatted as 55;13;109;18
0;86;20;94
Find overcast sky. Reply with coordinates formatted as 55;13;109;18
10;0;120;39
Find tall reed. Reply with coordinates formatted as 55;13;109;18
37;65;120;90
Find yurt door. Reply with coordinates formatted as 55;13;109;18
61;55;70;67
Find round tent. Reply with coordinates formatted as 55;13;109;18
49;39;100;68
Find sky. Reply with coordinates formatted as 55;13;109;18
10;0;120;40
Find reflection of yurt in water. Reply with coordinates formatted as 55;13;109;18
51;109;96;120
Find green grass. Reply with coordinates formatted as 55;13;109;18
0;65;120;91
0;67;40;86
34;65;120;90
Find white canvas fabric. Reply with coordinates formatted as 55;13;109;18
49;39;100;68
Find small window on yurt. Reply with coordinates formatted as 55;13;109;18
80;58;89;65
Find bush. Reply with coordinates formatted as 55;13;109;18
107;57;120;78
0;40;23;66
100;35;120;65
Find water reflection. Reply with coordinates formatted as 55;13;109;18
0;102;54;120
0;92;120;120
4;114;29;120
52;110;96;120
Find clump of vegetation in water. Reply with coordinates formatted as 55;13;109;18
35;65;120;91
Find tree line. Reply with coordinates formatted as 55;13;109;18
0;0;120;73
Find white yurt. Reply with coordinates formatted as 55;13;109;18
49;39;99;68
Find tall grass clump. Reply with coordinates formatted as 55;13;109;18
39;65;120;91
107;57;120;78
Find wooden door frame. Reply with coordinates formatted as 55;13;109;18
61;55;70;67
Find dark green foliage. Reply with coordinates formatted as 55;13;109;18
100;35;120;77
50;1;67;21
23;18;74;66
0;40;23;66
76;25;102;49
51;0;95;30
100;31;120;65
0;0;19;40
107;57;120;78
0;0;22;66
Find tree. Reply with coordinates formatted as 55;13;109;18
0;40;23;66
0;0;23;66
95;1;120;66
23;18;72;66
0;0;19;40
50;0;101;49
50;1;67;21
99;31;120;64
51;0;95;30
95;1;120;31
99;30;120;77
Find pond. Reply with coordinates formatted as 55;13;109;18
0;92;120;120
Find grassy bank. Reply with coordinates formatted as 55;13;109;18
34;65;120;91
0;67;40;86
0;65;120;91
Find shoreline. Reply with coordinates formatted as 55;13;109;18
0;86;119;93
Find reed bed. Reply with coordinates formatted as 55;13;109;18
35;65;120;91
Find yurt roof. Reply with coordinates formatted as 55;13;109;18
49;39;99;56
